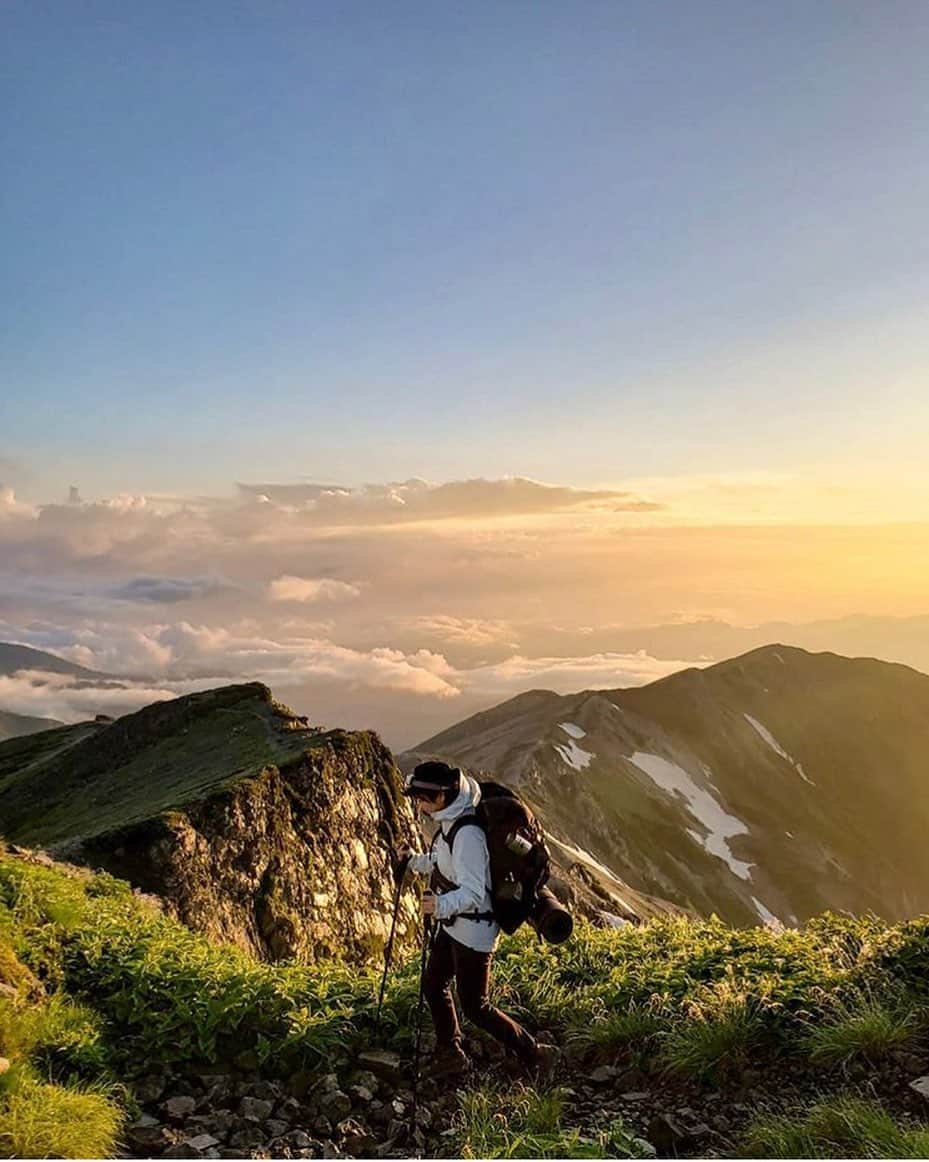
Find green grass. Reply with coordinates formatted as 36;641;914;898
0;683;315;845
0;1075;123;1159
565;998;668;1065
5;848;929;1157
7;848;929;1081
660;978;767;1081
0;852;399;1074
739;1095;929;1158
803;993;924;1071
455;1082;652;1158
0;937;122;1159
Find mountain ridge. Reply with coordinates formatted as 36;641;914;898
404;644;929;929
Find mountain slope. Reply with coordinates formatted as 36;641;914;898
0;640;109;679
0;708;63;740
405;645;929;927
0;684;420;964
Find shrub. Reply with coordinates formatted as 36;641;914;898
802;992;923;1071
740;1094;929;1158
659;978;769;1081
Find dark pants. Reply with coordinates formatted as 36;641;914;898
423;926;537;1063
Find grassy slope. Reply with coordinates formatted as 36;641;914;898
0;684;320;846
4;848;929;1157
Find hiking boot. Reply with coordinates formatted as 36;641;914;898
431;1042;471;1079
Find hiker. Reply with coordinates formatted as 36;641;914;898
395;760;558;1079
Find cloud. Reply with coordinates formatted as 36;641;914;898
111;576;233;604
268;576;362;603
0;486;36;519
237;476;660;523
2;620;462;711
454;649;700;699
402;616;519;649
0;670;208;722
2;615;702;728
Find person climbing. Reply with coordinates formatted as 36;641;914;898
395;760;559;1080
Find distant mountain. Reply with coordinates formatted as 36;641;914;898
522;614;929;678
403;645;929;928
0;683;420;965
0;708;64;741
0;641;108;679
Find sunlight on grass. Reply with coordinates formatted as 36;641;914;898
0;1076;123;1159
740;1094;929;1158
803;993;923;1070
456;1082;651;1159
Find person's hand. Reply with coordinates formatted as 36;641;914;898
392;844;413;886
421;890;437;916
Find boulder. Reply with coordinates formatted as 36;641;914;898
647;1112;690;1155
910;1076;929;1100
317;1089;352;1122
284;1131;316;1150
229;1124;265;1151
134;1073;167;1104
239;1096;274;1122
337;1117;378;1155
185;1135;221;1154
588;1065;620;1084
126;1121;172;1153
164;1096;198;1121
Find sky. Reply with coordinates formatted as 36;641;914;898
2;2;928;744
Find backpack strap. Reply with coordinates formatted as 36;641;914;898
440;813;482;850
433;813;495;925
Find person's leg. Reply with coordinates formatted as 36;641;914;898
422;927;471;1075
422;927;460;1049
450;937;538;1064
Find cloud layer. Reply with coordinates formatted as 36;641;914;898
2;472;928;747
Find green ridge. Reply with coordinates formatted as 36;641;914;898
0;683;321;847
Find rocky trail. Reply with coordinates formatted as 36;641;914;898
122;1033;929;1159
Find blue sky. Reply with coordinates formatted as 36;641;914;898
2;0;928;500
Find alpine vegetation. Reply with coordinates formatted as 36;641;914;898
4;841;929;1158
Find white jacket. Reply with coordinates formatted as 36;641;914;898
408;773;500;953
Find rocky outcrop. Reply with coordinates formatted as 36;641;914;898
74;728;419;964
0;684;420;965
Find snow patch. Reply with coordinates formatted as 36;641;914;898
744;714;815;784
559;721;587;739
597;910;632;928
627;752;755;881
752;896;784;930
554;739;593;771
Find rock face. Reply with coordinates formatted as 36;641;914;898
0;684;419;964
403;645;929;928
84;729;417;963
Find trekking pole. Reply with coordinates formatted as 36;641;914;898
374;870;405;1038
410;901;436;1146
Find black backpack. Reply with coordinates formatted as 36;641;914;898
430;780;554;935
